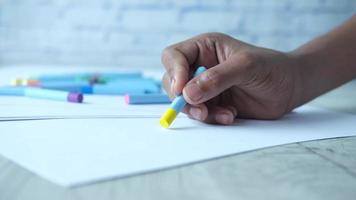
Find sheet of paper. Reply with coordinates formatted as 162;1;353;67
0;105;355;187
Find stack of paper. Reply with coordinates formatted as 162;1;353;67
0;66;356;187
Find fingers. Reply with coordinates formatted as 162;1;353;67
163;72;209;121
161;73;175;99
186;104;237;125
207;106;236;125
182;60;237;105
161;41;199;95
183;103;209;121
161;33;223;95
162;55;238;124
182;50;261;105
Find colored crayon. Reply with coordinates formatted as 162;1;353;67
124;94;171;104
0;87;25;96
24;88;83;103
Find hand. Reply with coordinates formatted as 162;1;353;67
161;33;303;125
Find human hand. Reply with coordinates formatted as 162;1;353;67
161;33;303;125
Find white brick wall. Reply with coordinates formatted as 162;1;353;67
0;0;355;68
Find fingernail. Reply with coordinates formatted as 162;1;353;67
215;113;233;124
190;107;202;120
185;82;203;102
171;78;176;95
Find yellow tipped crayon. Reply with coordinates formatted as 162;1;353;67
11;78;24;86
160;66;207;128
11;78;40;86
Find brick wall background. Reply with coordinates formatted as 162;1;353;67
0;0;355;68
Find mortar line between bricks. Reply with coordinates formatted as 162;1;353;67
297;142;356;180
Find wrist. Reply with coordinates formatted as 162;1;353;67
286;50;317;108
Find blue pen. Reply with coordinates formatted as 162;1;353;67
160;66;207;128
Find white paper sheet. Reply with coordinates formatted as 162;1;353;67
0;105;355;187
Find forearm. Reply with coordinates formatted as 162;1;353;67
290;15;356;105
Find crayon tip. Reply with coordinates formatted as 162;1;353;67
67;93;83;103
160;108;178;128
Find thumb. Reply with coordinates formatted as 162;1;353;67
182;61;237;105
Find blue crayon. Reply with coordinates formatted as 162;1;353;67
108;78;160;93
42;85;93;93
97;72;142;79
24;88;83;103
37;81;93;93
124;94;171;104
160;66;206;128
93;84;147;95
85;72;143;84
30;73;92;82
171;67;206;113
93;79;160;95
37;80;92;86
170;67;206;113
0;87;25;96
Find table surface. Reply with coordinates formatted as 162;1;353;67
1;81;356;200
